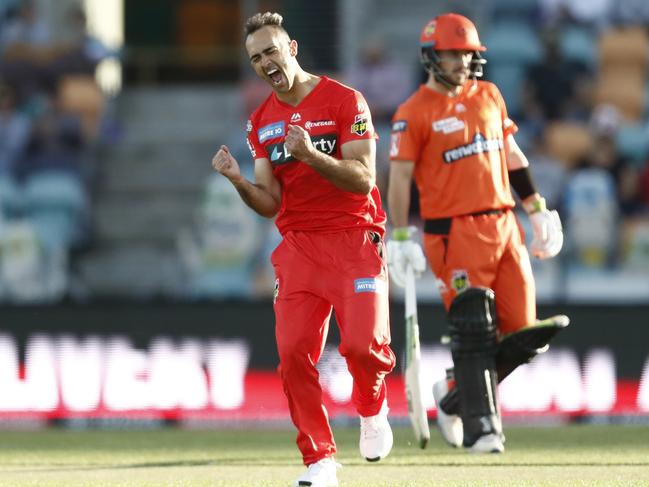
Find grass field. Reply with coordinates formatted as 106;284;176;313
0;424;648;486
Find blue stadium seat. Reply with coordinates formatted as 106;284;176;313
23;171;88;249
560;27;598;69
0;175;24;218
616;123;649;165
483;22;543;66
490;0;538;20
486;64;526;116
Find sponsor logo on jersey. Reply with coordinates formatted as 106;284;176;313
351;114;368;136
450;269;470;293
432;116;465;134
258;121;285;143
273;278;280;304
389;133;401;157
391;120;408;132
246;137;256;158
246;119;253;132
290;112;301;122
267;133;337;165
354;277;383;293
305;120;336;130
443;133;503;164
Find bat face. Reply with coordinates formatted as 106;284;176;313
404;271;430;448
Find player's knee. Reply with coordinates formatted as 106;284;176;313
339;339;371;364
276;337;304;368
448;287;498;355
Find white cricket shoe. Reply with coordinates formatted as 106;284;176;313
432;379;463;448
359;400;393;462
293;457;340;487
469;433;505;454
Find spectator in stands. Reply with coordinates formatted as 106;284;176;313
525;133;568;211
0;80;31;177
48;4;111;81
584;104;642;216
0;0;50;51
17;93;85;182
562;104;639;268
522;29;592;122
0;0;51;100
345;37;414;126
638;160;649;212
345;37;415;198
538;0;612;29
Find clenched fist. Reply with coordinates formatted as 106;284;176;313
212;145;242;183
285;124;315;162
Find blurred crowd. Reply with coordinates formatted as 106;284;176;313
352;7;649;276
0;0;110;302
189;1;649;300
2;0;649;303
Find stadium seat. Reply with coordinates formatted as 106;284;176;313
561;26;598;70
486;63;526;117
621;218;649;272
483;22;543;66
599;26;649;70
23;171;88;249
595;74;646;122
0;175;24;218
490;0;538;19
543;122;593;168
616;123;649;164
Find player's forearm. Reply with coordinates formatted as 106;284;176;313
387;175;411;229
302;151;374;194
232;177;280;218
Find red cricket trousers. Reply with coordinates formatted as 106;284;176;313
271;228;395;465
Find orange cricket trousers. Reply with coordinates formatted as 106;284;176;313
271;228;396;465
423;209;536;335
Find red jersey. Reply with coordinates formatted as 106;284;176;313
247;76;386;235
390;81;517;219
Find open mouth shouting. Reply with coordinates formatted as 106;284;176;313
266;67;284;86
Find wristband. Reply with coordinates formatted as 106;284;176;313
509;167;538;201
392;227;410;241
524;196;547;214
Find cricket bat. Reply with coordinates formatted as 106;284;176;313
404;263;430;449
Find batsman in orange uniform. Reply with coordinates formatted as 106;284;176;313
387;13;567;453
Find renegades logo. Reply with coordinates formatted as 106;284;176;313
351;114;368;136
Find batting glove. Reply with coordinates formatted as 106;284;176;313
527;198;563;260
387;226;427;288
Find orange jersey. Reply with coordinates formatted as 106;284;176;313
390;80;518;219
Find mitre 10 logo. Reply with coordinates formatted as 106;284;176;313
268;134;337;165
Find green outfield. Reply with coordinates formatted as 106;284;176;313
0;424;648;486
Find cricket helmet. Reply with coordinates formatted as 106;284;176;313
420;13;487;82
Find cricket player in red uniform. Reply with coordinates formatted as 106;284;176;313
387;13;567;453
212;12;395;486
